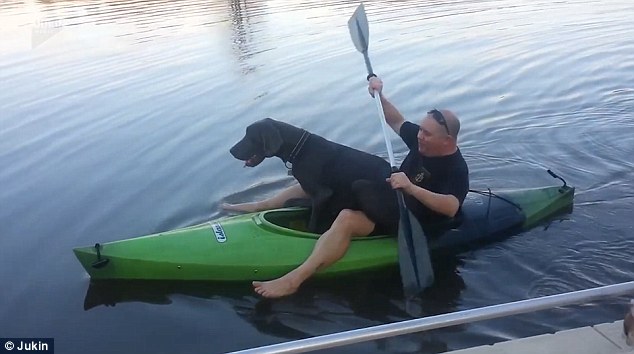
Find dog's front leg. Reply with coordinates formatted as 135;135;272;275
308;188;333;234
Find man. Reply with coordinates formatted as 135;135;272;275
223;76;469;298
370;77;469;228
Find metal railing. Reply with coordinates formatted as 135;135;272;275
230;281;634;354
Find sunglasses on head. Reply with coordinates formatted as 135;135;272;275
428;109;450;136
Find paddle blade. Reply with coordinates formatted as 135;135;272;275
348;3;370;53
397;206;435;295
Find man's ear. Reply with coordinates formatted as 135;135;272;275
258;118;282;157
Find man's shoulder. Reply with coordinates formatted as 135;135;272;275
398;121;421;153
449;148;468;166
456;148;469;171
400;120;419;133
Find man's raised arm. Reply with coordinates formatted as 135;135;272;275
368;77;406;135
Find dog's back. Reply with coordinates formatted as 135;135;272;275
231;118;398;233
290;133;397;233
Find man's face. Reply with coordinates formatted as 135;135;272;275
416;115;450;157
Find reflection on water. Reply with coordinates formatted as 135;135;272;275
1;0;633;353
229;0;263;74
3;0;268;50
83;258;467;352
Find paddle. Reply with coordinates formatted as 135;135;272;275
347;3;434;294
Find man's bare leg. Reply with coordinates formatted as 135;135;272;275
252;209;375;298
222;183;309;213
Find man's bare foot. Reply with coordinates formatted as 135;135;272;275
252;277;299;298
221;202;262;213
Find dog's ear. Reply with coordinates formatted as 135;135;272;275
258;118;283;157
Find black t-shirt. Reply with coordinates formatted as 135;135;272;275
399;121;469;224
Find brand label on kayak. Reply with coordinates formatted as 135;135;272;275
210;223;227;243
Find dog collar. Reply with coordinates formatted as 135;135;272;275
287;130;310;163
285;130;310;171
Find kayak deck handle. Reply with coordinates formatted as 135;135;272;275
91;243;110;269
547;169;568;192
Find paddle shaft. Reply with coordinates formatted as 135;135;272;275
354;16;398;168
371;89;397;168
363;55;422;289
348;3;432;292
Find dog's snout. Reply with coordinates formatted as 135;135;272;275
229;143;240;159
230;132;263;164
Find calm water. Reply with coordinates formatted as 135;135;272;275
1;0;633;353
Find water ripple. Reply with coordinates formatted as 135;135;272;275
2;0;634;353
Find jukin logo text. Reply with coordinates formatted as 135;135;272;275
4;340;49;351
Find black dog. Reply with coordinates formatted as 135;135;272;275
230;118;398;233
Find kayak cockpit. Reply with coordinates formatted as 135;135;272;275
259;208;311;232
256;208;393;239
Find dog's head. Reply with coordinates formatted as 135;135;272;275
230;118;283;167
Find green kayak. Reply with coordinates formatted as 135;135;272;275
74;183;574;281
